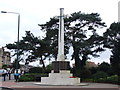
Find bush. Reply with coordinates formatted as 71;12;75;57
92;71;108;80
19;73;48;82
95;75;119;84
19;75;34;82
82;75;119;84
89;67;98;74
83;78;94;82
29;67;43;73
80;69;92;79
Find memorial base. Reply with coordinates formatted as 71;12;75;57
52;61;70;73
40;70;80;85
39;61;81;85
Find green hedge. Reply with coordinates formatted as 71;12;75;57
19;73;48;82
92;71;108;79
83;75;119;85
29;67;43;73
95;75;119;84
19;75;34;82
24;73;48;76
82;78;95;82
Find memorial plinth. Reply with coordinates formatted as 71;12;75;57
52;61;70;73
41;70;80;85
38;8;81;85
40;61;80;85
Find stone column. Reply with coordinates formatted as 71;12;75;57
57;8;64;61
52;8;70;73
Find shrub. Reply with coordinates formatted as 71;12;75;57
80;69;92;79
19;75;34;82
19;73;48;82
89;67;98;74
95;75;119;84
92;71;108;80
44;64;52;73
83;78;94;82
29;67;43;73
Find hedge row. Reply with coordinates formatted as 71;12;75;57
84;75;119;85
19;73;48;82
95;75;119;84
19;73;119;85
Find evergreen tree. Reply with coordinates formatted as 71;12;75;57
6;31;50;70
110;37;120;76
39;11;106;76
103;22;120;76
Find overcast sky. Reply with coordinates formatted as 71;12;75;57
0;0;119;65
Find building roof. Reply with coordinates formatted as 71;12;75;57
85;61;98;68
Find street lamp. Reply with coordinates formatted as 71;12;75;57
1;11;20;72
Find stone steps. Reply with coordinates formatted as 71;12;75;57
41;70;80;85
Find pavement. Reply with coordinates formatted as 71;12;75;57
0;76;120;90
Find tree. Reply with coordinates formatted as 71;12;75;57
6;31;38;63
110;37;120;76
98;62;110;72
39;11;106;76
110;37;120;84
103;22;120;76
6;31;50;70
103;22;120;49
97;62;113;75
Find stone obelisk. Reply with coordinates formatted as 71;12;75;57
40;8;80;85
52;8;70;73
57;8;64;61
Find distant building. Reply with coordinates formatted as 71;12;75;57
72;61;97;68
0;47;11;69
85;61;98;68
20;64;33;72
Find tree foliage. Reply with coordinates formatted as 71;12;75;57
103;22;120;48
103;22;120;76
6;11;107;74
39;11;106;76
98;62;110;72
110;40;120;76
6;31;50;69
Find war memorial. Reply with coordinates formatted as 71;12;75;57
35;8;81;85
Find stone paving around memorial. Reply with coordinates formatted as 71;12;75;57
0;77;119;89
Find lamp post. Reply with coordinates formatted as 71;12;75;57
1;11;20;73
